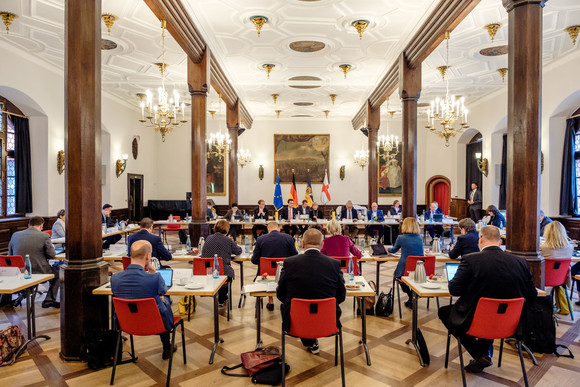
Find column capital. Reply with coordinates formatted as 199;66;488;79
367;100;380;131
189;85;208;96
502;0;546;12
398;53;421;102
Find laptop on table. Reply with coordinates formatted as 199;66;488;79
445;263;460;282
158;269;173;288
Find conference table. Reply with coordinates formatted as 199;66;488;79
92;270;227;364
244;275;376;366
51;225;140;244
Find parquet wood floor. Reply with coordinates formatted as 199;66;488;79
1;234;579;386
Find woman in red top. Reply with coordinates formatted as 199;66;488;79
321;219;362;260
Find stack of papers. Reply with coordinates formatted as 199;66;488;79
244;282;277;293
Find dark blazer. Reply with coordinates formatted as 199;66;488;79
298;205;311;216
206;208;215;220
309;209;324;220
253;206;269;220
102;213;114;227
447;246;537;335
280;206;296;221
448;230;479;259
366;209;385;222
389;206;402;216
340;207;358;220
225;209;244;221
424;207;443;219
8;227;56;275
128;229;172;261
489;212;506;228
539;216;552;237
111;264;174;332
469;189;482;209
251;230;298;265
276;249;346;332
201;232;242;278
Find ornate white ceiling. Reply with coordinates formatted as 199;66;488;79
0;0;578;122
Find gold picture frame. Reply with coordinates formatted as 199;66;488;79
206;144;226;196
378;148;403;196
274;134;330;183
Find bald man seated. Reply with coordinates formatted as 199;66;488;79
110;240;176;360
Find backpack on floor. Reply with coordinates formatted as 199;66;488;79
524;296;573;358
375;288;394;317
82;328;123;370
0;325;24;366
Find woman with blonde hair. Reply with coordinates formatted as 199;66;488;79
388;217;424;308
540;221;573;259
321;219;362;261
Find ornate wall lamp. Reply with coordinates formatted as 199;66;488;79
339;165;346;181
475;152;488;177
258;165;264;180
116;154;128;178
57;150;65;175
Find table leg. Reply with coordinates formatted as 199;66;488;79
110;295;115;329
25;287;32;339
209;293;223;364
375;262;380;295
451;225;455;245
236;261;246;308
359;296;371;366
405;292;425;366
255;296;263;350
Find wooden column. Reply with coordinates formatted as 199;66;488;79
61;0;109;360
188;51;209;244
503;0;546;288
367;100;380;206
399;53;421;218
227;99;239;206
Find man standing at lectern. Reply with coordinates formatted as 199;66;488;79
467;183;482;222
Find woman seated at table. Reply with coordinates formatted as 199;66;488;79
486;205;506;228
52;209;66;253
540;221;577;303
388;217;424;308
321;219;362;261
201;219;242;306
448;218;479;260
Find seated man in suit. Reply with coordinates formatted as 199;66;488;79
297;200;311;236
280;199;298;237
389;200;402;216
9;216;58;308
539;209;552;237
448;218;479;259
252;222;298;310
225;203;244;242
438;226;537;373
102;204;122;249
252;199;269;240
111;240;176;360
365;202;385;243
128;217;172;262
424;201;444;243
340;200;359;241
309;202;324;221
276;228;346;354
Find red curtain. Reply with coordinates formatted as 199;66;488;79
434;182;450;215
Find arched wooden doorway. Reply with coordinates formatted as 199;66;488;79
425;175;451;215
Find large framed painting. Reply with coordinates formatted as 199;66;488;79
207;145;226;196
378;148;402;196
274;134;330;183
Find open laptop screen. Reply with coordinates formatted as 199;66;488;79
445;263;460;282
158;269;173;288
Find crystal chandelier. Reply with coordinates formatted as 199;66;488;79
354;148;369;168
426;31;469;147
138;20;187;142
377;99;400;161
207;132;231;161
237;148;252;167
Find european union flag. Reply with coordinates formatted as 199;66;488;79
273;173;283;211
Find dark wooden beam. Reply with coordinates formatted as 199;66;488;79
367;100;380;206
227;100;239;205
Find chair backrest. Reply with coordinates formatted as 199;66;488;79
112;297;167;336
404;256;436;276
0;255;25;269
466;297;524;339
193;257;224;275
330;256;360;275
166;223;182;231
167;216;181;221
44;230;53;237
122;257;147;272
544;258;571;287
288;298;337;338
259;257;286;276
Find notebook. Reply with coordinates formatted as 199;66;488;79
158;269;173;288
445;263;460;282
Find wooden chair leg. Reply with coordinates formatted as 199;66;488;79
457;337;467;387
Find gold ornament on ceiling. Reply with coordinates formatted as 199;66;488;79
154;62;168;74
250;16;268;37
497;68;508;82
263;64;275;79
101;39;117;50
329;94;337;104
101;13;118;35
565;25;580;45
323;110;330;119
479;45;508;57
484;23;502;42
436;65;449;80
208;110;216;118
289;41;326;52
338;64;351;79
275;110;282;119
352;20;369;40
0;11;17;34
271;94;279;104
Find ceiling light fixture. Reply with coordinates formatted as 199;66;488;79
263;64;275;79
436;65;449;80
352;20;369;40
565;25;580;45
484;23;502;42
338;64;352;79
329;94;337;104
323;110;330;119
101;13;118;35
0;11;17;34
275;110;282;119
209;110;216;118
497;68;508;82
271;94;279;104
377;98;400;161
250;15;268;37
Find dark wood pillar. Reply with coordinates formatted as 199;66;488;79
399;53;421;218
227;99;239;206
61;0;109;360
503;0;546;288
367;100;380;207
188;51;209;245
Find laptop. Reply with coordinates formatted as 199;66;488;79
445;263;460;282
158;269;173;288
433;214;444;222
371;244;388;256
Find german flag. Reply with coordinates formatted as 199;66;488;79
289;170;298;207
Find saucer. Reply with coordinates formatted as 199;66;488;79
185;283;204;290
421;283;440;289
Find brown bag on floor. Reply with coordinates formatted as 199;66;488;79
0;326;24;366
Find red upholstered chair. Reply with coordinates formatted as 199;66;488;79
330;256;360;276
394;256;437;318
282;298;344;387
43;230;52;237
162;216;182;244
545;258;574;321
110;298;185;387
122;257;147;272
444;297;527;387
259;257;286;277
0;255;25;270
192;257;230;321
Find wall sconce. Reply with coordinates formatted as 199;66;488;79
57;150;65;175
339;165;346;180
258;164;264;180
475;152;488;177
116;154;128;178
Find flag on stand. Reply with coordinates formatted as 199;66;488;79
320;169;331;204
304;170;313;207
289;170;298;207
273;173;283;211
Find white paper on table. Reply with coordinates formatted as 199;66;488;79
316;219;328;223
173;268;193;280
244;283;268;293
290;219;303;223
254;219;266;223
342;219;353;223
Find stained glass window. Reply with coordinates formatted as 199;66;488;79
6;117;14;151
0;102;3;132
576;136;580;215
6;158;15;215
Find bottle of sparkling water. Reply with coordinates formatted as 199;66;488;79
24;255;32;279
186;234;192;252
213;254;220;279
347;256;355;281
245;236;250;253
360;238;366;252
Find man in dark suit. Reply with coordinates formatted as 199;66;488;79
252;222;298;310
366;202;385;243
539;209;552;237
225;203;244;242
448;218;479;259
9;216;58;308
468;183;482;222
297;200;311;236
424;202;444;241
438;226;537;373
309;202;324;221
128;217;172;261
111;240;176;360
280;199;298;236
252;199;269;240
340;200;359;240
277;228;346;354
102;204;122;249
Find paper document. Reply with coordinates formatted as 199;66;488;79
244;282;277;293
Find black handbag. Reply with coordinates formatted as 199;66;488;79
375;289;393;317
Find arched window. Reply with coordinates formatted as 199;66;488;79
0;96;21;217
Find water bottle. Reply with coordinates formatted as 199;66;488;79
198;237;205;253
186;234;192;252
245;236;250;253
169;214;173;222
24;255;32;279
213;254;219;279
347;256;355;281
244;212;248;223
360;238;365;252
